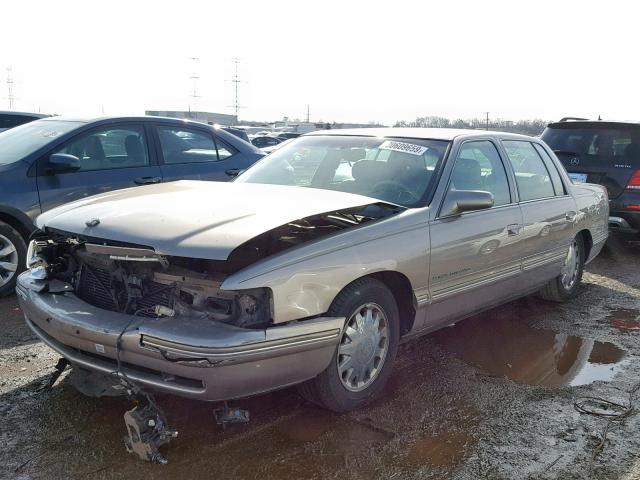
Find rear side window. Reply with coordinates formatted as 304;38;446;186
503;141;555;201
158;127;218;164
533;143;566;195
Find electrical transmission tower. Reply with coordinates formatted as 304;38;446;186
229;58;244;124
188;57;201;112
6;67;15;110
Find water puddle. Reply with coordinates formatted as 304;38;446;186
408;431;473;467
431;309;627;387
607;308;640;331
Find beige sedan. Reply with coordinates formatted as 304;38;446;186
17;128;608;412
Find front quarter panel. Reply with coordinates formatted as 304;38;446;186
222;208;430;323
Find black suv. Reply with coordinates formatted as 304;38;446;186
541;119;640;237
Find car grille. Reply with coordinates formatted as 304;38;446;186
77;264;119;311
76;264;173;317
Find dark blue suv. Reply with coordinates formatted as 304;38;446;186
0;115;264;295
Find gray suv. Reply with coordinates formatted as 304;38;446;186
0;115;264;296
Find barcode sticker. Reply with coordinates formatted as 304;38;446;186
379;140;428;156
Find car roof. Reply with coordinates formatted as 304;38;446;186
547;120;640;129
0;110;50;118
37;115;217;127
304;127;536;141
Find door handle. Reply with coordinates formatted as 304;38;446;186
225;168;242;177
507;224;521;236
134;176;161;185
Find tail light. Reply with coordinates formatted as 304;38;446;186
627;170;640;191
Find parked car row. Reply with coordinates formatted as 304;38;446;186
0;115;264;295
15;127;608;415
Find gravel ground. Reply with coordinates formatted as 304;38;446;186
1;236;639;479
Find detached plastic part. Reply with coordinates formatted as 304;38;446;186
123;403;178;464
214;402;250;429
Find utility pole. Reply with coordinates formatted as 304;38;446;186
188;57;200;113
6;67;15;110
306;104;310;123
484;112;490;131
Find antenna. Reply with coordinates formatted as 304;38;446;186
188;57;201;112
484;112;490;131
6;67;15;110
228;58;244;124
306;104;310;123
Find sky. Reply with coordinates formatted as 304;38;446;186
1;0;639;125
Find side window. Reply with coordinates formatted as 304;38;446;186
533;143;566;195
214;137;237;161
447;140;511;206
503;141;556;201
55;126;149;172
157;127;218;164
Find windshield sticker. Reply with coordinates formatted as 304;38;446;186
379;140;428;156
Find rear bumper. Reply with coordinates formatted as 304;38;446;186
609;195;640;234
16;273;343;401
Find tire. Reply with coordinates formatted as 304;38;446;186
538;234;585;302
297;277;400;413
0;221;26;297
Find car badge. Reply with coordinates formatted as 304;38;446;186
570;157;580;166
85;218;100;227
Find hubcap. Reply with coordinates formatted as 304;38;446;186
337;303;390;392
0;234;19;288
560;240;580;290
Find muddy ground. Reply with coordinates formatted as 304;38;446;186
1;237;639;479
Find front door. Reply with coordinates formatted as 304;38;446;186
37;123;162;212
427;140;523;329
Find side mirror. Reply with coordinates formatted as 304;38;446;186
440;190;494;217
47;153;81;174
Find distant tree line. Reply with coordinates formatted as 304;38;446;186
394;116;550;136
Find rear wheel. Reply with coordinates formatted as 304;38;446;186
297;277;400;412
538;234;585;302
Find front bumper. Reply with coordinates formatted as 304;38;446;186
16;273;344;401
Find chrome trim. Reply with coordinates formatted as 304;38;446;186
140;329;342;359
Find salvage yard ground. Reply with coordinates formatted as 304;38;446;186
2;237;640;479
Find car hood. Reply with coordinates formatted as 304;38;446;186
36;180;388;260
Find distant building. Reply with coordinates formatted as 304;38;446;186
145;110;237;126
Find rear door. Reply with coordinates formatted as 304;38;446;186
153;124;242;182
501;140;576;287
541;123;640;198
37;123;162;212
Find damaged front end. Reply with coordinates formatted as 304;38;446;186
26;231;274;329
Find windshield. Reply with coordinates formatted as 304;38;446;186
542;125;640;166
0;119;81;165
237;135;449;207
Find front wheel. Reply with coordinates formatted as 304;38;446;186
0;222;26;297
538;234;585;302
297;278;400;413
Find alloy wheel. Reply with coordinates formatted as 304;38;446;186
0;234;19;288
